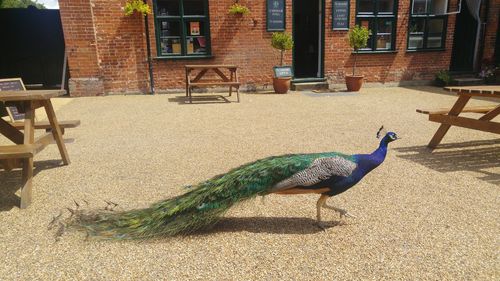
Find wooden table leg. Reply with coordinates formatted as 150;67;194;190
20;101;35;209
229;70;234;97
479;105;500;121
428;95;471;149
185;68;190;97
43;99;70;165
0;118;24;144
235;70;240;103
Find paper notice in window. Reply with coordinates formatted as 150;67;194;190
190;22;200;35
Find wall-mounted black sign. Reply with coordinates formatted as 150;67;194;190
267;0;286;31
273;66;293;78
332;0;350;30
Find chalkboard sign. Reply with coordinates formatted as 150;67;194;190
273;66;293;78
0;78;26;120
267;0;286;31
332;0;350;30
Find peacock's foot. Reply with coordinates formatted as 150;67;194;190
337;209;357;219
324;205;357;219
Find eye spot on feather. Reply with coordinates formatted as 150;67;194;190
197;203;207;210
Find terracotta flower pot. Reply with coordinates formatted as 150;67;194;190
345;75;364;92
273;77;291;94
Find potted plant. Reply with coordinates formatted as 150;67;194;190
271;32;294;94
346;25;371;92
228;1;250;16
434;70;452;87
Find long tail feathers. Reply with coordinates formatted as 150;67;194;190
65;154;322;240
66;182;255;239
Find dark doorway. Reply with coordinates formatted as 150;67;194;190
293;0;323;79
450;1;477;72
0;7;67;89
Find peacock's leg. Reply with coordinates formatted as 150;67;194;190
315;195;329;230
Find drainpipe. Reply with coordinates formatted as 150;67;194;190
144;3;155;94
469;0;482;72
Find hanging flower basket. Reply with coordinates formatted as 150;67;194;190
228;3;250;16
124;0;151;16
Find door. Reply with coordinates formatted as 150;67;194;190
293;0;324;79
450;0;477;72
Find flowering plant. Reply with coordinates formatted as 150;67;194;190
478;66;497;79
228;3;250;15
478;59;498;84
124;0;151;16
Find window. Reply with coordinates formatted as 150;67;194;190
407;0;447;50
154;0;211;58
355;0;397;52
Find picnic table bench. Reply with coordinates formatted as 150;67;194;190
417;85;500;149
185;65;240;103
0;89;79;208
8;120;80;133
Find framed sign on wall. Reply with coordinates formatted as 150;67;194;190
332;0;350;30
267;0;286;31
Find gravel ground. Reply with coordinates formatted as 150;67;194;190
0;86;498;280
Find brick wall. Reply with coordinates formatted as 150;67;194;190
59;0;104;96
59;0;495;96
324;0;457;84
482;0;500;62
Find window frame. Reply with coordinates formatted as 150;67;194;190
355;0;398;53
407;0;448;51
153;0;212;59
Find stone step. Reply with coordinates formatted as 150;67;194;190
450;77;484;86
291;81;329;91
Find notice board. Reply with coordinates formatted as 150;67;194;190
332;0;350;30
273;66;293;78
267;0;286;31
0;78;26;120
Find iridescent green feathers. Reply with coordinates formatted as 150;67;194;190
69;152;351;239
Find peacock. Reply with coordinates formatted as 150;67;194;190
66;127;399;239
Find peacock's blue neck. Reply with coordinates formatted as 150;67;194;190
354;137;389;173
372;137;389;161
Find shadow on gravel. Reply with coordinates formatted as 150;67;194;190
0;160;63;211
395;139;500;185
201;217;346;235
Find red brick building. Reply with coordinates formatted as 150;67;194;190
58;0;499;96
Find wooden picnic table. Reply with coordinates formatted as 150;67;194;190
417;85;500;149
185;64;240;103
0;89;70;208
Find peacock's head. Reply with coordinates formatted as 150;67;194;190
376;126;400;144
384;132;400;142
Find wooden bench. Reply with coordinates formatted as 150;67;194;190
0;89;72;208
0;144;42;160
8;119;80;134
0;144;43;173
185;65;240;103
416;106;497;115
417;86;500;149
